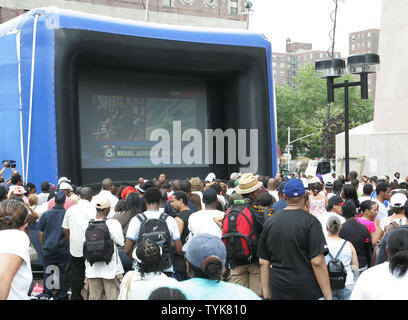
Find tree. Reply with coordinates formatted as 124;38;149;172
275;63;374;161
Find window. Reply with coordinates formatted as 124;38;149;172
162;0;175;7
280;71;284;76
280;55;285;60
310;53;313;59
280;63;285;68
351;35;355;41
230;0;238;14
352;44;355;50
368;41;371;48
319;53;323;58
368;32;371;39
279;79;284;84
272;54;276;60
272;62;276;68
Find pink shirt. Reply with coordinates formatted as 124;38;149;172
47;197;75;211
356;218;376;233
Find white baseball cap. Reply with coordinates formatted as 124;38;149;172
390;193;408;208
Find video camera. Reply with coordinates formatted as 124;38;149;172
3;160;16;168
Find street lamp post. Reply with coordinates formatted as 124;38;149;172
315;53;380;178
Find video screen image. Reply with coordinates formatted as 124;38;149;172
78;72;208;169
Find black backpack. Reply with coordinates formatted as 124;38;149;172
327;240;348;290
83;219;114;266
136;212;172;270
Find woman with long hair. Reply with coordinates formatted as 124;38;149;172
112;192;144;273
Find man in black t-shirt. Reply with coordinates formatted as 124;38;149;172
171;190;193;281
258;178;332;300
339;200;372;271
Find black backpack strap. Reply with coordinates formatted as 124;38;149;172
136;213;147;223
159;212;168;221
335;240;348;259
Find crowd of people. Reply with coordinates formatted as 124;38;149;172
1;163;408;300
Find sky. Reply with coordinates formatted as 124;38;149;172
248;0;382;58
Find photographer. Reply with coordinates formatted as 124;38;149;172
0;160;17;190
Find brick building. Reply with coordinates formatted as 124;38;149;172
349;29;380;98
273;38;341;88
0;0;248;29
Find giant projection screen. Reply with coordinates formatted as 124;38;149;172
0;8;278;187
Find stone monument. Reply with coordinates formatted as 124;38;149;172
336;0;408;179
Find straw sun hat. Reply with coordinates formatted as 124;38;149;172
235;173;263;194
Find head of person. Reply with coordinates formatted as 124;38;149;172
171;190;188;212
0;186;7;203
259;192;274;208
283;178;306;206
59;182;73;197
143;186;162;207
158;173;167;184
267;178;279;191
351;179;360;190
234;173;263;201
395;172;401;180
9;186;25;199
326;215;342;235
133;239;163;278
387;228;408;278
333;179;343;196
325;181;333;193
341;200;357;219
390;193;408;215
28;194;38;207
309;180;323;195
180;180;192;196
0;198;30;231
79;186;93;201
190;177;204;192
114;199;127;213
54;190;66;207
277;181;285;199
171;180;181;193
326;195;343;214
209;183;222;195
125;192;143;215
347;171;358;182
342;184;359;208
101;178;115;193
185;233;226;282
202;188;218;209
148;287;187;300
189;193;202;211
360;200;378;221
362;183;373;197
10;172;23;186
26;182;36;195
121;186;136;200
40;181;50;193
94;194;111;217
376;181;392;201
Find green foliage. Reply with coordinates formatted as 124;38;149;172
275;63;374;160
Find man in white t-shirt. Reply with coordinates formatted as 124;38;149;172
373;182;392;222
84;195;124;300
91;178;118;219
62;187;96;300
125;187;182;277
186;188;225;239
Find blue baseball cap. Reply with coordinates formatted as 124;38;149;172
185;233;226;271
283;178;305;197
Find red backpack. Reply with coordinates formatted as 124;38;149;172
222;202;257;265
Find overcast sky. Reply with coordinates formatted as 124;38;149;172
249;0;382;58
